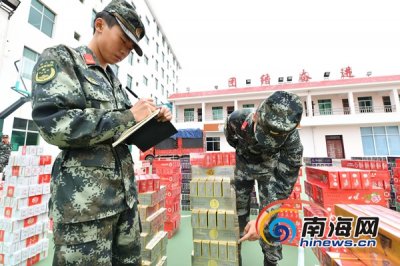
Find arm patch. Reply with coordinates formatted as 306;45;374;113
34;60;57;84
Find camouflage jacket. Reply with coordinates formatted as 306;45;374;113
224;109;303;201
31;45;138;224
0;142;11;172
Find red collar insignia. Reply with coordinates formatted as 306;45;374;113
83;54;96;65
241;121;248;130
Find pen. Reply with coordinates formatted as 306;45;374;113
125;86;139;99
125;86;166;105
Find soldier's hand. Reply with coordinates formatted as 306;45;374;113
157;106;172;122
238;220;259;243
130;98;157;122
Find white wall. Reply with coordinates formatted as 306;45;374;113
299;125;365;159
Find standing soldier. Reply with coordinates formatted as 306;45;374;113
224;91;303;266
0;134;11;175
31;0;171;265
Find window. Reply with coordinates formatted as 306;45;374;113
156;43;159;54
154;96;158;105
161;85;164;96
143;75;148;86
166;75;169;84
162;52;165;62
110;64;119;77
144;55;148;65
382;96;392;112
145;16;150;25
212;107;223;120
167;60;169;69
11;118;39;151
206;137;220;151
128;52;134;65
126;74;132;89
358;96;373;113
173;70;175;78
197;108;202;122
155;60;158;71
161;68;164;78
28;0;55;37
91;9;97;28
22;47;39;80
154;78;158;90
184;108;194;122
162;37;165;47
156;27;160;36
243;104;254;111
318;99;332;115
145;35;149;45
361;126;400;155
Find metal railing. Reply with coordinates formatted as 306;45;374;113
176;105;398;122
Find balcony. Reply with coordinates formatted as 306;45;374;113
309;105;396;116
174;104;399;129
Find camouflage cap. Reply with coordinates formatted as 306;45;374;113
103;0;145;56
254;91;303;146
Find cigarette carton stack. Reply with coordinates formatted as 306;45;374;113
0;146;52;266
137;174;168;266
393;159;400;211
304;166;389;213
152;160;182;238
135;160;152;175
180;157;191;211
190;152;239;266
347;156;400;210
275;168;303;246
334;204;400;266
303;157;333;167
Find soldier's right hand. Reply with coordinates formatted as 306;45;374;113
129;98;157;122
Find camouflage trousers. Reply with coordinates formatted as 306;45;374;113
52;208;141;266
234;178;282;265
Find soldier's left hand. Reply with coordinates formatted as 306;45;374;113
157;106;172;122
238;220;259;243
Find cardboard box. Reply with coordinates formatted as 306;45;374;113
335;204;400;265
218;241;227;260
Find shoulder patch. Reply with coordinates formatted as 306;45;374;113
35;60;57;84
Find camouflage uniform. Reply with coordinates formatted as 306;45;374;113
224;91;303;266
31;1;145;265
0;139;11;174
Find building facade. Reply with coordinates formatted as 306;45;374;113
169;74;400;159
0;0;181;157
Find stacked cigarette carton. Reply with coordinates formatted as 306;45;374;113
137;174;168;266
180;157;191;211
333;204;400;266
152;160;182;238
189;152;239;266
0;146;51;266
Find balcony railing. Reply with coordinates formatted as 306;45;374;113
176;105;398;122
310;105;397;116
